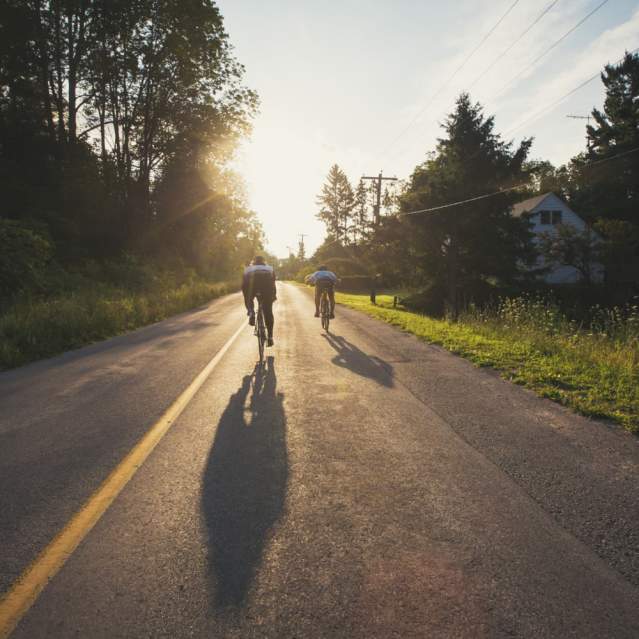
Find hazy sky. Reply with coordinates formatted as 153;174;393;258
218;0;639;257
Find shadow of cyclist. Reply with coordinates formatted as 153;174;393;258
322;333;394;388
201;356;288;610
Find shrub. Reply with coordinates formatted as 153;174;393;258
401;281;447;317
338;275;372;292
0;279;236;370
0;218;52;300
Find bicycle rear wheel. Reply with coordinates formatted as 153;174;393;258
321;294;329;332
256;306;266;363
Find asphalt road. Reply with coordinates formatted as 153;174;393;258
1;282;638;638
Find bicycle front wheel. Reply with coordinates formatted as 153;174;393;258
257;310;265;362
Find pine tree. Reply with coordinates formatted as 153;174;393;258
353;179;370;242
316;164;354;241
400;93;535;316
582;51;639;224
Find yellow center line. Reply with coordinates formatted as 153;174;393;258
0;320;247;639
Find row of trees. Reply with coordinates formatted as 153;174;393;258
312;52;639;314
0;0;261;300
316;165;394;244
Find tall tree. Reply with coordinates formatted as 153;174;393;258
316;164;354;242
583;50;639;224
0;0;260;286
352;179;369;242
400;93;535;316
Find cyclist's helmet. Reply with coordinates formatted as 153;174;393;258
319;264;328;271
253;255;265;265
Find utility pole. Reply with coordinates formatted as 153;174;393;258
298;234;307;261
361;172;398;225
566;114;593;149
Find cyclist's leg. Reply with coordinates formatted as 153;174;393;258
245;291;256;324
328;286;335;317
262;297;274;339
314;285;320;316
242;285;255;314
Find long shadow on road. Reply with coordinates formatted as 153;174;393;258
323;333;394;387
201;356;288;610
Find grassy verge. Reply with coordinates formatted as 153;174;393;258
336;292;639;433
0;280;236;370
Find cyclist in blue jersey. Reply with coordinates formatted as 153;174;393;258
305;265;338;319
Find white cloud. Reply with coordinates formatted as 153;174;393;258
500;6;639;136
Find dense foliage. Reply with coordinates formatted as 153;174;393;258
526;51;639;285
0;0;261;305
313;94;537;314
312;53;639;312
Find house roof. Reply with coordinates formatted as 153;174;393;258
510;192;553;217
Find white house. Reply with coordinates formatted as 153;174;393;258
511;192;604;284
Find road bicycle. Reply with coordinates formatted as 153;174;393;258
320;289;331;332
254;295;267;363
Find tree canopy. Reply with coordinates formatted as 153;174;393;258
398;93;536;314
0;0;261;298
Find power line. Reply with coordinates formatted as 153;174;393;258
502;46;639;138
469;0;560;90
382;0;612;170
378;0;521;159
398;145;639;218
492;0;610;100
580;144;639;169
395;47;639;219
400;183;527;217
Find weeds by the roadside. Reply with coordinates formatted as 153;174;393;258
0;280;235;370
336;292;639;433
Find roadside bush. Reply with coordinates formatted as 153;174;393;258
0;279;237;370
0;218;52;301
338;275;372;292
295;264;315;282
401;281;447;317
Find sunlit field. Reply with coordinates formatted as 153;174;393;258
337;292;639;433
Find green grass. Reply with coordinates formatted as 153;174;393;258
0;280;236;370
336;292;639;433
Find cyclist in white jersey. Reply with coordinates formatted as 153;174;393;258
242;256;276;346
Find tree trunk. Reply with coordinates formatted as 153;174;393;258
447;239;459;321
53;1;66;143
34;1;56;143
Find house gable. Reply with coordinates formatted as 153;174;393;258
527;193;588;234
510;192;604;284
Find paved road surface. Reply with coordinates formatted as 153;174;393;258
1;282;638;638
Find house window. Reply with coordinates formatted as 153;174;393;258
539;210;562;225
